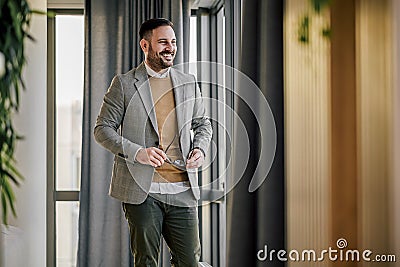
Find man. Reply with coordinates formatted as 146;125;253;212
94;18;212;267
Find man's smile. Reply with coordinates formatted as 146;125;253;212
160;51;175;61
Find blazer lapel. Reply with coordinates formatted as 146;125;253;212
170;68;186;135
134;63;159;137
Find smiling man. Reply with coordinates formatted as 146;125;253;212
94;18;212;267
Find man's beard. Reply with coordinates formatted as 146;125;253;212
147;44;175;71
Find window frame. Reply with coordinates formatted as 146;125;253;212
191;3;230;266
47;8;84;267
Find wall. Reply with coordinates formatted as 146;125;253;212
8;0;47;266
392;0;400;260
356;1;395;266
285;1;398;267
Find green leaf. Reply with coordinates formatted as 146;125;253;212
4;158;23;180
322;27;332;39
310;0;332;13
1;190;8;224
31;9;56;18
2;178;16;217
298;15;310;44
3;169;21;186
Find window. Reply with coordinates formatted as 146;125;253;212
47;9;84;267
55;15;84;191
190;3;228;266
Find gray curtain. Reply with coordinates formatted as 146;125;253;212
77;1;190;266
226;0;285;266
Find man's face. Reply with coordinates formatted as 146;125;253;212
142;26;177;71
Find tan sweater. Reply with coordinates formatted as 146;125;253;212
149;76;189;183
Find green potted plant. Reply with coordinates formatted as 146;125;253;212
0;0;50;225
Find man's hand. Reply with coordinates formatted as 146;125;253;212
186;148;204;169
135;147;167;167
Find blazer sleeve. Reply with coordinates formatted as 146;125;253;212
93;75;142;163
190;75;213;157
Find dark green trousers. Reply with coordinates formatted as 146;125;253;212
122;192;201;267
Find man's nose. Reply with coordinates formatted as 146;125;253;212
165;42;175;50
165;44;172;50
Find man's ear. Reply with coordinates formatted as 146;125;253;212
139;39;149;53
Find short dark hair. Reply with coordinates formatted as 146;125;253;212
139;18;174;40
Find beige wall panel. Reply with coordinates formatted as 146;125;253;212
284;0;331;265
356;0;395;266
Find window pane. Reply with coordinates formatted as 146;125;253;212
56;201;79;267
189;16;197;75
55;15;84;190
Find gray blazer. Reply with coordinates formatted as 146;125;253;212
94;63;213;204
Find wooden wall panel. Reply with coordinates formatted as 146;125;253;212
330;2;359;267
391;0;400;259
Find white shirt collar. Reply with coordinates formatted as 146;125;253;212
144;61;170;78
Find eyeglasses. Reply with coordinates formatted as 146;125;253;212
160;134;188;171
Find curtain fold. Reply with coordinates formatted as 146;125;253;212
77;1;190;266
226;0;285;266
